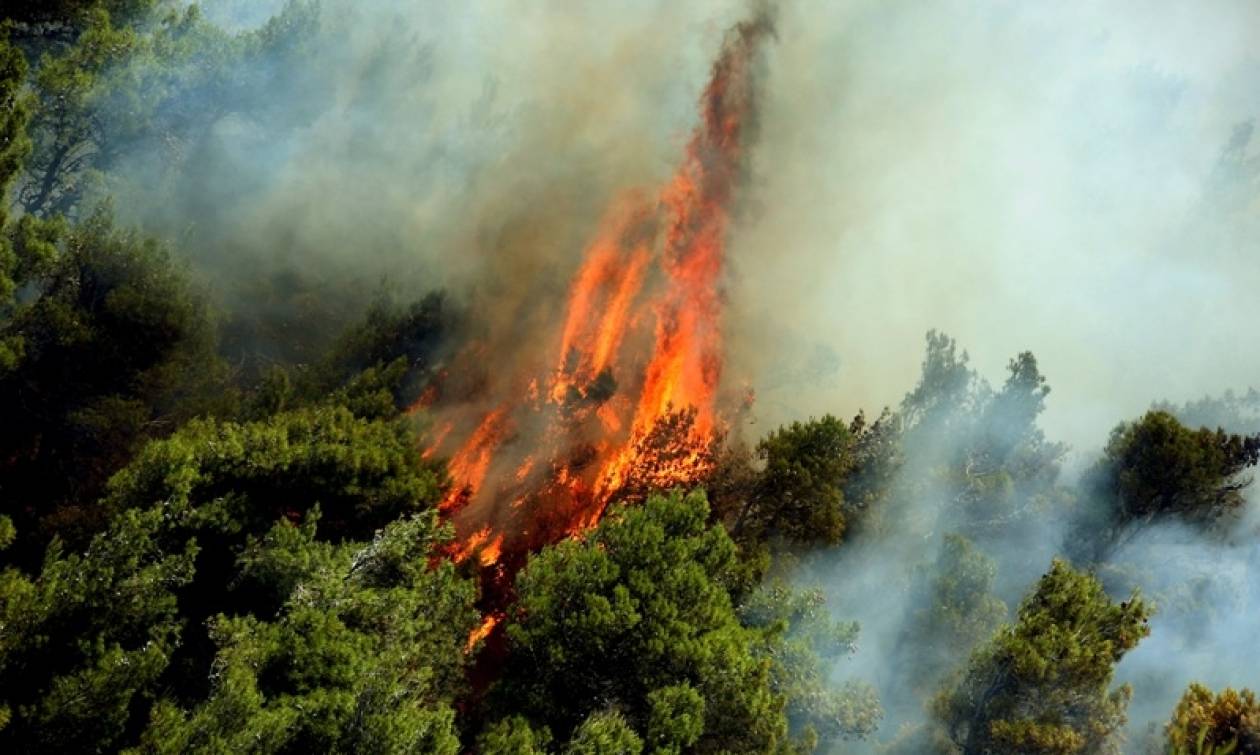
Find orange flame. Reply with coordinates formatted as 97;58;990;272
438;408;510;513
466;614;499;653
424;15;772;586
478;535;503;567
421;420;453;460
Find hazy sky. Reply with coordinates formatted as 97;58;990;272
191;0;1260;453
725;0;1260;453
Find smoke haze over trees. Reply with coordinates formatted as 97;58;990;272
3;1;1260;753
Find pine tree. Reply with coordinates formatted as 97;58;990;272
933;560;1150;755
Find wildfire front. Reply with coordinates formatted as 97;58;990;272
418;15;774;630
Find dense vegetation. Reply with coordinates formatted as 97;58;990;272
2;2;1258;753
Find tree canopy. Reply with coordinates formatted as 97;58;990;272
1164;684;1260;755
931;559;1149;755
0;211;222;556
488;490;795;753
1083;410;1260;548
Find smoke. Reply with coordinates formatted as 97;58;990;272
1106;517;1260;746
726;0;1260;452
786;357;1260;751
96;1;1260;444
104;0;760;370
78;0;1260;747
714;9;1260;735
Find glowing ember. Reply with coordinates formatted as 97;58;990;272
422;14;772;585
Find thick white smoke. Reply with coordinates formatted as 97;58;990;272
728;0;1260;454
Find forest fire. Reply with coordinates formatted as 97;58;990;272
423;15;772;605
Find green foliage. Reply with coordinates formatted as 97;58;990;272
326;357;411;420
716;409;901;546
0;210;222;555
900;330;987;456
1;444;471;754
564;710;644;754
1088;410;1260;532
232;506;341;613
12;0;319;218
0;516;14;551
979;353;1065;491
314;290;456;403
100;405;447;716
887;333;1069;542
841;408;904;528
4;0;155;32
0;37;31;222
105;405;442;541
131;513;477;755
977;352;1053;458
741;581;883;748
18;6;139;216
489;490;795;753
0;35;38;371
723;412;899;549
1166;684;1260;755
1;5;1252;753
743;414;852;545
478;715;554;754
235;289;457;421
902;534;1007;693
0;507;197;752
646;685;706;754
932;559;1150;754
953;352;1067;533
